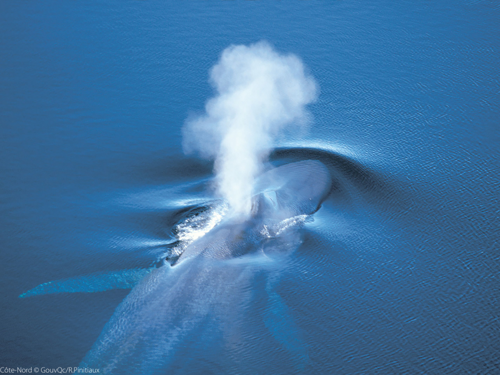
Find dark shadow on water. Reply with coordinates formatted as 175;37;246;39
123;146;405;212
271;146;409;212
121;146;412;239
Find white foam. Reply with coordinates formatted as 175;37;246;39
260;214;309;238
170;203;229;257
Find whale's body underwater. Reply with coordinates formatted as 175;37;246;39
20;160;332;374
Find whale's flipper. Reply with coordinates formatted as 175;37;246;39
264;275;309;370
19;268;154;298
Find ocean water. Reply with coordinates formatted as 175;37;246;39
1;1;499;374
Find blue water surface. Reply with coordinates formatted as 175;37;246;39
1;1;499;374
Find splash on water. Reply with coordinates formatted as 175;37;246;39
169;203;229;258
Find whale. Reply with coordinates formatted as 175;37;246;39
20;160;332;374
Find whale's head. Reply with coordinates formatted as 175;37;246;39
252;160;332;222
174;160;331;264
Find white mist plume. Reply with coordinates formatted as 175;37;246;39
183;41;318;219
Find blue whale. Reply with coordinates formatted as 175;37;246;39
20;160;332;374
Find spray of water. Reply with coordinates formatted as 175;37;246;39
183;41;318;219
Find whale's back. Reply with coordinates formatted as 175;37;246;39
79;161;331;373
